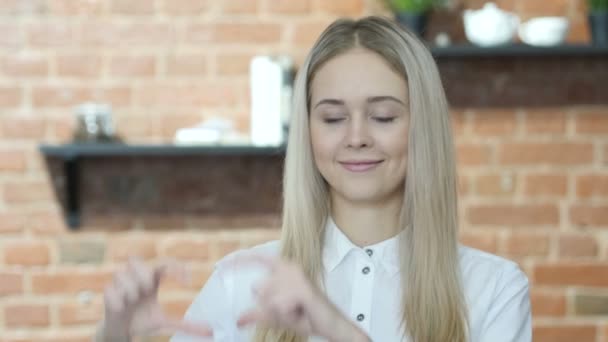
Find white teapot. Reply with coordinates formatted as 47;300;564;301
463;2;519;46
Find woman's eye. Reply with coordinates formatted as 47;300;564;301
323;117;345;123
374;117;396;123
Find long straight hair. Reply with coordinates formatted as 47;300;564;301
254;16;468;342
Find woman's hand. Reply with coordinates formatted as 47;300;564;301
233;254;371;342
98;257;212;342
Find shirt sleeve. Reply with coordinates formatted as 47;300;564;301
170;264;236;342
478;262;532;342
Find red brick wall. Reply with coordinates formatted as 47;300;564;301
1;0;607;341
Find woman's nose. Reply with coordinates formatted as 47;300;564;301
345;117;372;149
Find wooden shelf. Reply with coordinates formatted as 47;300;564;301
430;43;608;58
39;143;286;229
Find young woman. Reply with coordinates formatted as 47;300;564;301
96;16;531;342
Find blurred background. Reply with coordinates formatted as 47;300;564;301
0;0;607;341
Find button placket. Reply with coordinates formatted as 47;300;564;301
349;251;375;333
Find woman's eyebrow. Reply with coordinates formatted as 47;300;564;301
312;96;406;109
313;99;344;109
367;96;406;107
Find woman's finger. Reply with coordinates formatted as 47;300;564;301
114;271;140;306
237;308;264;328
128;256;155;294
160;317;214;338
104;284;124;313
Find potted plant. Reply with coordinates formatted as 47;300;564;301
589;0;608;45
384;0;442;38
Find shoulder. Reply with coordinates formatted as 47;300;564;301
458;244;530;310
216;239;281;269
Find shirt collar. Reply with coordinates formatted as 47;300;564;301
322;216;402;277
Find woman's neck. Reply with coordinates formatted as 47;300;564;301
330;190;404;247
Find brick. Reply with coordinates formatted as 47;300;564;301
458;231;498;253
161;239;210;261
2;53;48;77
32;86;131;107
530;290;566;317
467;204;559;227
27;22;77;47
499;143;593;166
0;116;46;139
0;0;46;15
558;234;599;258
110;0;155;14
135;84;237;108
58;300;103;326
57;54;102;78
31;270;113;294
577;174;608;198
0;86;22;107
475;173;516;197
81;22;175;47
504;232;550;257
3;180;54;204
220;0;258;14
576;110;608;134
5;241;51;266
109;55;156;77
0;213;25;233
182;23;214;44
574;293;608;316
159;113;204;138
216;52;255;76
268;0;310;14
524;173;568;197
214;239;241;259
214;22;282;44
458;175;469;196
317;0;364;15
451;110;466;136
47;0;104;15
293;20;333;46
533;325;597;342
519;0;570;16
471;110;517;136
456;143;492;166
571;205;608;227
59;238;105;264
524;109;566;134
160;298;192;318
162;0;208;15
5;304;50;328
0;23;25;48
107;235;157;261
26;210;67;235
534;263;608;287
0;149;27;172
567;17;590;43
0;271;23;296
166;54;208;76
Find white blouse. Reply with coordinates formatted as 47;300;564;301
171;219;532;341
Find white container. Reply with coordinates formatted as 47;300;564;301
250;56;284;147
463;2;519;46
519;17;569;47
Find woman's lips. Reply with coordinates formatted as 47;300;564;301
339;160;383;172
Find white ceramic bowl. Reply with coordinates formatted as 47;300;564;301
518;17;569;46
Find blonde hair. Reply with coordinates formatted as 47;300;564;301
254;16;468;342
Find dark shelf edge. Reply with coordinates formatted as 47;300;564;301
430;43;608;58
39;143;286;158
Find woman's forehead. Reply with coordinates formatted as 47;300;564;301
309;48;408;105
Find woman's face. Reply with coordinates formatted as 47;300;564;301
309;47;409;204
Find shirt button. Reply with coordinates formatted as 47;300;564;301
357;314;365;321
362;266;371;274
366;249;373;257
